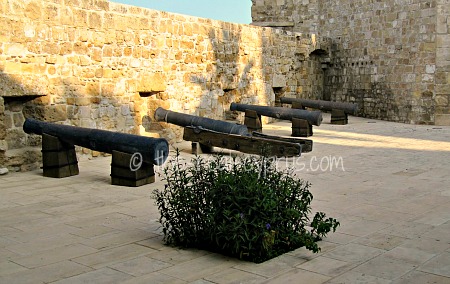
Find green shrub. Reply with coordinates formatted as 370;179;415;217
154;151;339;263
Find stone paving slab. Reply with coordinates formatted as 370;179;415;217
1;115;450;283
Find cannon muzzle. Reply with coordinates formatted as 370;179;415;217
280;98;359;115
23;118;169;166
155;107;249;136
230;103;323;126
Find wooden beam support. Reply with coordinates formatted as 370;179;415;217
244;109;262;133
331;109;348;125
111;150;155;187
291;118;313;137
291;101;305;110
41;134;79;178
251;132;313;153
191;142;214;155
183;126;312;157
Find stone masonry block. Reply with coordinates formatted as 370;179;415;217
426;65;436;74
0;124;5;140
3;113;13;129
436;34;450;46
0;152;5;168
435;71;447;84
436;84;450;94
437;46;449;58
435;114;450;126
0;140;7;151
273;74;287;88
6;128;27;150
24;2;41;20
12;112;24;127
435;95;449;106
88;12;102;29
45;105;68;122
0;97;4;114
138;72;167;92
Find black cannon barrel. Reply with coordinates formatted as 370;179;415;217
155;107;250;136
230;103;323;126
280;98;359;115
23;118;169;166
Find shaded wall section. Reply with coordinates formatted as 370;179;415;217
0;0;323;170
252;0;450;125
319;0;437;124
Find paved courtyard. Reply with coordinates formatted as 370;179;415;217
1;114;450;283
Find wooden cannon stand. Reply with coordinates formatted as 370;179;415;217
183;126;313;157
291;101;348;125
243;108;314;138
41;134;155;187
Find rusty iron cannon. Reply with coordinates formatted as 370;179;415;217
280;98;359;115
229;103;323;137
154;107;313;157
23;118;169;186
280;97;359;124
230;103;323;126
155;107;249;136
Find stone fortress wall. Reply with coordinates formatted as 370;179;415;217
252;0;450;125
0;0;324;171
1;0;448;171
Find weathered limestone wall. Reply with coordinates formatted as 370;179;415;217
435;0;450;125
0;0;323;171
253;0;450;125
319;0;438;124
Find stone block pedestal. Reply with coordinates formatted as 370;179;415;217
292;118;313;137
331;109;348;125
110;150;155;187
41;134;79;178
244;109;262;133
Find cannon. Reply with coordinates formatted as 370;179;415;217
280;98;359;115
23;118;169;186
155;107;249;136
280;98;359;124
154;107;313;156
24;118;169;165
230;103;322;126
230;103;323;137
